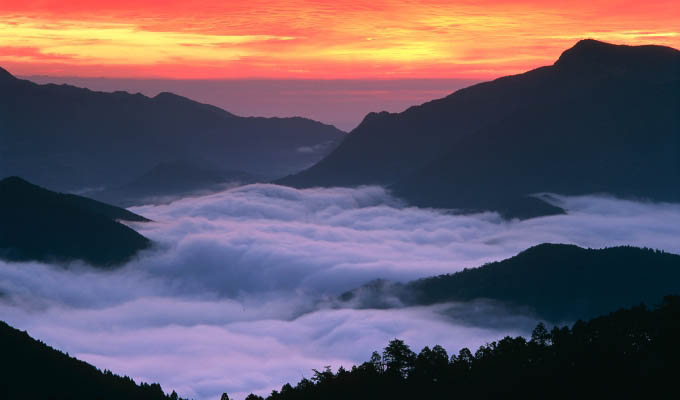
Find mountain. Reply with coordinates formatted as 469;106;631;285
0;69;345;193
90;161;256;207
279;40;680;218
340;244;680;322
0;320;184;400
252;296;680;400
0;177;150;266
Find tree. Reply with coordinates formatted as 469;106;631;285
454;347;473;366
531;322;551;346
382;339;416;379
280;384;294;395
413;345;449;383
312;366;334;384
369;351;384;373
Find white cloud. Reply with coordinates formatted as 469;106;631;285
1;184;679;399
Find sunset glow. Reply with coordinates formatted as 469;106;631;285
1;1;679;79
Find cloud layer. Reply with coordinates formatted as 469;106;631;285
1;184;679;399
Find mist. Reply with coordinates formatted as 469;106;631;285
1;184;679;399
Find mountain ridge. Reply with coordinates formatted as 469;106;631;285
278;40;680;218
0;177;150;266
0;68;345;195
340;243;680;322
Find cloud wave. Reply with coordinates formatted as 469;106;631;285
1;184;679;399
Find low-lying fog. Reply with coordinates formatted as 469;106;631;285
2;184;680;399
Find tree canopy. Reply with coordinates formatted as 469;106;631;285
250;295;680;400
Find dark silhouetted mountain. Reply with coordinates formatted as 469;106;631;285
0;66;14;82
253;296;680;400
0;320;185;400
0;68;345;193
279;40;680;218
91;161;256;207
341;244;680;322
0;177;150;266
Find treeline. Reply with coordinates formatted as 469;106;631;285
246;295;680;400
0;321;185;400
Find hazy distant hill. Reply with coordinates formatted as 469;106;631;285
341;243;680;322
0;68;344;194
0;177;150;266
280;40;680;218
0;320;183;400
90;161;256;207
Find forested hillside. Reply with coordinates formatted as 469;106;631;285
249;296;680;400
0;321;185;400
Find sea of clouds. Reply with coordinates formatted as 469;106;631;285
2;184;680;399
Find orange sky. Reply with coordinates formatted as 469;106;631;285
0;0;678;79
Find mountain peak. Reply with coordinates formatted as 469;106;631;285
153;91;183;100
556;39;627;64
358;111;391;126
554;39;680;75
567;38;614;51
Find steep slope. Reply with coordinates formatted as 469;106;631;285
341;244;680;322
280;40;680;218
0;320;183;400
0;70;344;192
0;177;150;266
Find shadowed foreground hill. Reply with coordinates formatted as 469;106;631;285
0;320;185;400
0;177;150;266
248;296;680;400
280;40;680;219
341;244;680;322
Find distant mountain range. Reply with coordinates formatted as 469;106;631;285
280;40;680;218
340;243;680;322
0;177;150;266
0;68;345;199
0;320;183;400
89;161;256;207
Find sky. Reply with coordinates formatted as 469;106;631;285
3;1;677;129
2;185;680;399
1;1;678;80
2;3;679;399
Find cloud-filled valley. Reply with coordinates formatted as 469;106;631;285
2;184;680;399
